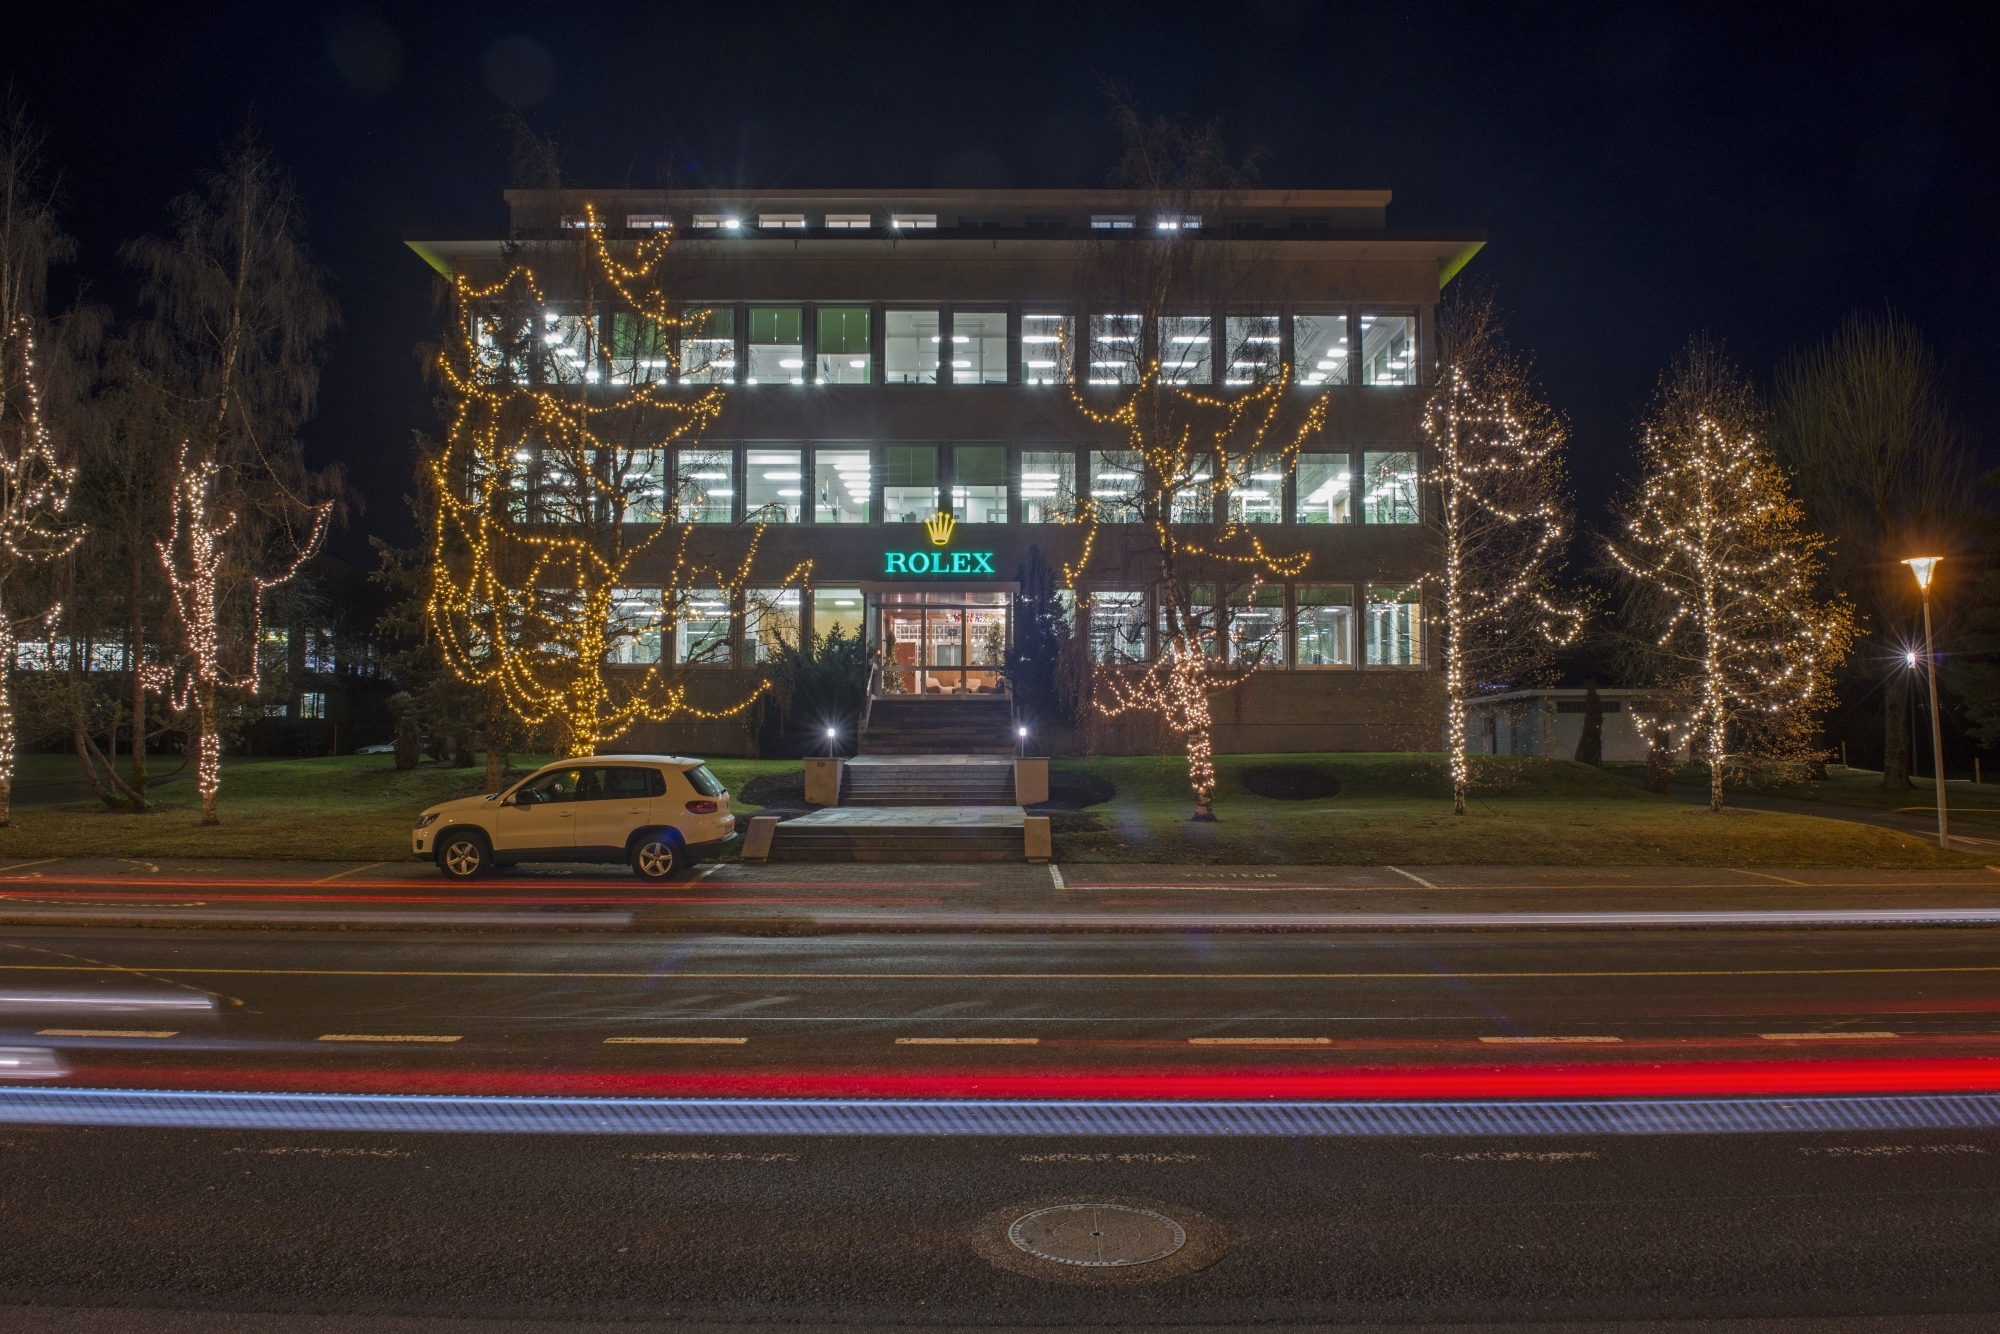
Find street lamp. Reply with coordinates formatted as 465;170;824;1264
1904;557;1948;849
825;725;838;758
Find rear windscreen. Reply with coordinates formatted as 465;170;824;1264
685;764;726;797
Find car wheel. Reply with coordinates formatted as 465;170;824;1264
630;833;682;881
437;832;492;881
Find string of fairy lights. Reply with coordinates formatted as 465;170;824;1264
150;443;331;820
0;319;84;819
1423;356;1584;816
426;203;807;756
1060;321;1329;816
1605;405;1855;806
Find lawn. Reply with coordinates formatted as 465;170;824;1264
1607;760;2000;829
0;749;1976;868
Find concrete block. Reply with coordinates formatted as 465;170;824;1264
1022;815;1051;863
741;815;782;863
804;757;845;806
1014;756;1049;806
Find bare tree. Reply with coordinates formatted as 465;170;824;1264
1771;313;1972;788
1607;341;1857;812
121;131;341;822
1425;288;1583;815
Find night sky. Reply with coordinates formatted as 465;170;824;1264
4;2;1994;564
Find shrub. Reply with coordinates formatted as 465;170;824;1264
1240;764;1343;800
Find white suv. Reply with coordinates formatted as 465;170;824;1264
413;755;736;881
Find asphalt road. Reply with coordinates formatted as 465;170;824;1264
4;925;2000;1328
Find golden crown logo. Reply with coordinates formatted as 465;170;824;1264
924;510;956;546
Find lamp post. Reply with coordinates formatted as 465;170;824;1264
1904;557;1948;849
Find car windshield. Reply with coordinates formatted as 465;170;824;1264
685;764;726;798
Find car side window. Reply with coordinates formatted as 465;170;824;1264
516;769;584;805
685;764;726;798
592;767;654;801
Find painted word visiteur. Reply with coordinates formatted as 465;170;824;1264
884;549;997;575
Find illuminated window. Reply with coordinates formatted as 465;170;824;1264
824;213;872;229
1088;313;1141;385
1366;585;1423;666
1088;590;1148;664
1158;315;1212;385
1224;315;1281;386
1360;312;1418;386
1293;313;1350;387
813;447;871;524
1090;214;1135;229
1228;585;1285;666
1296;585;1354;668
609;311;669;385
1227;454;1283;524
675;447;733;524
1294;453;1353;524
299;691;327;720
626;214;671;230
952;311;1008;384
812;587;865;644
678;304;735;384
691;214;739;230
747;589;800;663
607;587;663;664
608;449;666;522
536;312;597;385
1021;312;1073;385
884;309;939;384
758;213;805;229
1362;451;1419;524
816;307;872;384
952;445;1007;524
675;590;733;665
745;447;803;522
1090;450;1143;523
1157;585;1218;659
1172;457;1215;524
746;307;803;385
883;445;939;522
890;213;936;229
1019;449;1076;523
305;630;338;673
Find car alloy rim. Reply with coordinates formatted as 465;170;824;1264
637;842;673;876
445;842;481;875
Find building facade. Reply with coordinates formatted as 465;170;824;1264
412;189;1482;756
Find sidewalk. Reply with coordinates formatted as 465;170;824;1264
2;856;1999;934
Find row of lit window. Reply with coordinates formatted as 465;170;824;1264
510;444;1420;527
575;211;1208;232
478;307;1418;389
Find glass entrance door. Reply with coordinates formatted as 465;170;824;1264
876;591;1011;696
925;607;965;693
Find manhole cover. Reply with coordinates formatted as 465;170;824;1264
1007;1203;1187;1267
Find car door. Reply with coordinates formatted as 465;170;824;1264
571;765;663;859
493;767;584;856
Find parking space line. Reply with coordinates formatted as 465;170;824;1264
604;1036;747;1045
895;1037;1039;1045
1479;1036;1624;1044
36;1028;176;1038
316;1034;462;1043
1189;1037;1332;1046
1759;1031;1898;1040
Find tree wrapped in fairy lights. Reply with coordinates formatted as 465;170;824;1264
426;203;799;755
0;320;83;825
1605;341;1856;812
1425;290;1585;816
1061;106;1322;820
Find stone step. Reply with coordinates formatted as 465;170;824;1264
767;828;1023;863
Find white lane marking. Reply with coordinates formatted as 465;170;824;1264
1732;868;1809;886
1428;1150;1600;1162
36;1028;176;1038
1384;865;1440;890
316;1034;462;1043
1799;1144;1986;1157
1759;1031;1898;1040
1021;1152;1206;1163
225;1147;408;1158
895;1037;1039;1045
693;864;723;882
1049;864;1066;890
1189;1037;1331;1046
311;862;385;884
603;1036;747;1045
1479;1036;1623;1044
0;859;63;874
622;1151;798;1162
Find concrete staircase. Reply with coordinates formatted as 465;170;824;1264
840;756;1018;807
756;807;1026;863
859;695;1015;755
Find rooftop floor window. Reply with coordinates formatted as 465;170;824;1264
1361;313;1418;386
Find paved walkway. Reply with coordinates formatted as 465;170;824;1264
1647;777;2000;854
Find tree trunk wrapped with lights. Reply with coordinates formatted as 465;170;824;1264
1424;291;1584;815
425;204;801;756
1607;342;1857;812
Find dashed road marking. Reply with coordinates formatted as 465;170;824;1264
622;1151;798;1162
1189;1037;1331;1046
1760;1031;1898;1040
36;1028;175;1038
316;1034;462;1043
1384;865;1439;890
1049;864;1066;890
895;1037;1039;1045
1479;1036;1623;1044
1021;1152;1205;1163
225;1146;408;1157
1427;1150;1600;1162
604;1036;747;1045
1799;1144;1986;1157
